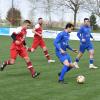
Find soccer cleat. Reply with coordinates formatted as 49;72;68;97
58;80;67;84
89;64;98;69
0;62;6;71
58;72;61;76
73;62;80;68
32;72;40;78
48;59;55;63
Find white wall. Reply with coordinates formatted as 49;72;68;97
0;28;100;41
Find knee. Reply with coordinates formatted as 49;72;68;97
64;62;70;67
10;59;15;64
24;57;30;62
89;50;94;57
43;47;47;51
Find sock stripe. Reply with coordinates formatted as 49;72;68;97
28;66;33;69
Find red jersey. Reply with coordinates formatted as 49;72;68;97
34;24;43;39
11;27;27;50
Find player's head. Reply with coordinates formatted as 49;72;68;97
23;20;31;28
65;23;74;33
38;17;43;25
84;18;90;26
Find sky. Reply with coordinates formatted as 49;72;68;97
0;0;100;25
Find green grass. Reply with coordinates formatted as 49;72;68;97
0;36;100;100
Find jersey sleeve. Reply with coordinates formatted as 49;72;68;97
77;26;83;40
11;27;22;41
67;45;73;51
34;24;40;30
14;27;22;34
54;32;63;50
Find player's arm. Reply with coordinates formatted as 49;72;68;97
32;29;42;37
67;45;78;53
77;27;86;42
11;32;17;41
77;27;83;40
22;40;26;46
11;33;21;45
11;27;22;42
90;34;93;38
90;33;95;41
32;24;42;37
54;33;63;51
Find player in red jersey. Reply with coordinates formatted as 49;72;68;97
28;18;55;63
0;20;40;78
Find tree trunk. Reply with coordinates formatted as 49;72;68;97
74;11;77;28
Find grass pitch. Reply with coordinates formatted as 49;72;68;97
0;36;100;100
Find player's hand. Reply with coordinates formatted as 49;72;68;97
39;34;42;37
25;45;29;50
60;48;66;54
15;40;21;45
82;39;86;42
72;49;78;53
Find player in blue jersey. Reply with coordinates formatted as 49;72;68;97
54;23;78;84
74;18;98;69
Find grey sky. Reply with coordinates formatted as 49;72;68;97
0;0;100;25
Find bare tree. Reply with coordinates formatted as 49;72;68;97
28;0;37;22
65;0;85;27
42;0;55;27
84;0;100;17
6;8;22;26
57;0;85;27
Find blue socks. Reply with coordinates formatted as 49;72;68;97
59;65;71;81
90;58;94;64
75;58;79;62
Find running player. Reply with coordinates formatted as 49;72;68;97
28;18;55;63
74;18;98;69
0;20;40;78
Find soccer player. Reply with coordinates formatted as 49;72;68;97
54;23;78;83
0;20;40;78
74;18;98;69
28;18;55;63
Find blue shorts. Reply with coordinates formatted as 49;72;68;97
56;52;72;63
79;42;94;53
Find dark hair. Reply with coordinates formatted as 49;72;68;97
38;17;42;20
84;18;89;21
65;23;74;29
23;20;31;24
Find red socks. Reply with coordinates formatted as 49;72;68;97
27;48;32;52
44;50;51;60
27;61;35;76
4;60;12;65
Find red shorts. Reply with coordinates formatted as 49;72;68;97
32;37;46;49
10;44;28;59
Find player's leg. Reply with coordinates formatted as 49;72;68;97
20;47;40;78
88;44;98;69
28;38;39;52
74;44;85;68
40;39;55;63
0;58;15;71
59;60;70;82
0;48;17;71
58;54;75;83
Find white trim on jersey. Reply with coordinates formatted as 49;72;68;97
34;24;40;29
14;27;22;34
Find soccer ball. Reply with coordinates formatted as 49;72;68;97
76;75;85;84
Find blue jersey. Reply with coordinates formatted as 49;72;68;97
54;31;73;53
77;25;93;43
